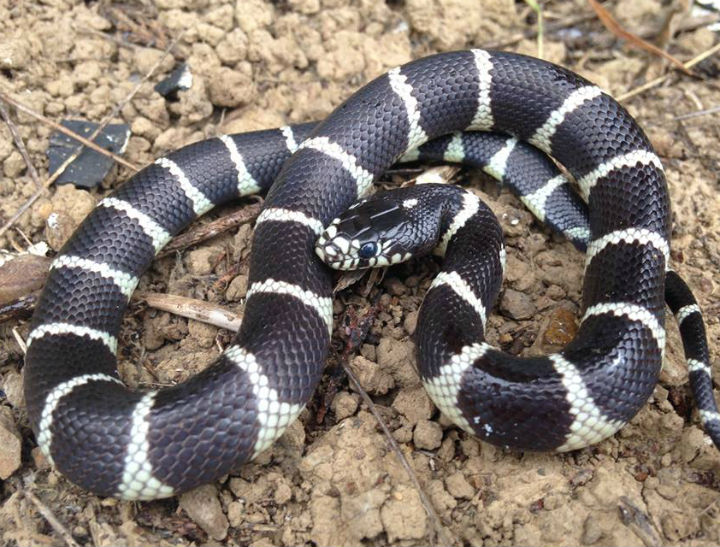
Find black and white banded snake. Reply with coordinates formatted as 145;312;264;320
23;50;718;499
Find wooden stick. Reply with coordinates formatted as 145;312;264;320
138;292;242;331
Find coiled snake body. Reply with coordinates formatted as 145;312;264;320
24;50;718;499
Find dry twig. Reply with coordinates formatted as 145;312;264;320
24;491;80;547
672;104;720;120
158;200;262;257
138;292;242;331
342;361;452;545
0;102;42;189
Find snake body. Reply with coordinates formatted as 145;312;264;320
23;50;717;499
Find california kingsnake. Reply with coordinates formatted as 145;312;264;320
23;50;718;499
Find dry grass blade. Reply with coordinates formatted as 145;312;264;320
672;104;720;120
523;0;544;59
481;13;596;49
618;40;720;101
588;0;693;76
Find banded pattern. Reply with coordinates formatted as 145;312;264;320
23;49;717;501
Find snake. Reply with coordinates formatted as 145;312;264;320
23;50;718;500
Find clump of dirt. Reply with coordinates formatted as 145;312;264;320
1;0;719;545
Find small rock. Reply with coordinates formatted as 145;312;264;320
582;516;604;544
47;180;96;226
130;117;160;140
0;254;51;306
134;47;175;78
179;484;229;541
403;310;418;335
72;60;102;87
392;387;433;425
413;419;443;450
31;446;50;470
0;407;22;479
500;288;536;320
383;277;406;296
661;512;694;543
348;355;394;395
226;274;248;301
426;479;457;514
2;370;24;408
274;481;293;505
376;338;417;387
217;29;249;65
332;391;359;420
541;307;578;347
392;424;413;443
360;344;376;361
207;67;256;107
3;150;25;178
227;500;245;528
187;320;217;348
186;247;223;275
445;471;474;499
46;211;77;252
288;0;320;14
235;0;274;33
0;38;31;69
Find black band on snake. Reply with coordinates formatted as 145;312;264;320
23;50;718;500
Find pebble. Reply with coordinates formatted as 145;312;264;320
0;38;30;69
500;288;536;320
348;355;394;395
3;151;25;178
403;310;418;335
581;516;604;544
207;67;256;107
0;407;22;479
332;391;359;420
383;277;406;296
2;370;24;408
413;419;443;450
44;185;96;251
274;480;293;505
392;387;433;425
541;307;578;347
445;471;474;499
186;246;223;275
179;484;229;541
226;274;248;301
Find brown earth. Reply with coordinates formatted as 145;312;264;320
0;0;719;545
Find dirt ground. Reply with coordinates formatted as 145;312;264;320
0;0;719;545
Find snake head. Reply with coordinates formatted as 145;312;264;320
315;192;416;270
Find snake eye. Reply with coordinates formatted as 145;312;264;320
358;242;378;259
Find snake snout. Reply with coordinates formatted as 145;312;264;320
315;222;358;270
